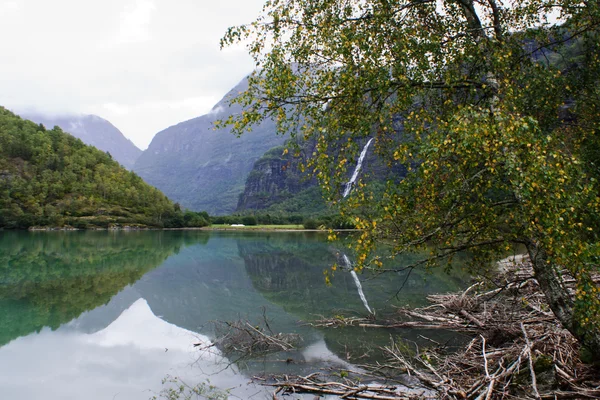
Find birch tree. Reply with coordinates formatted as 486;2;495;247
221;1;600;357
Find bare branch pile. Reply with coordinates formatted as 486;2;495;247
260;372;434;400
207;319;302;358
293;256;600;399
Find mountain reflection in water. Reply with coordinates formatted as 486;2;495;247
0;230;468;399
0;298;264;400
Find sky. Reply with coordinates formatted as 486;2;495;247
0;0;266;150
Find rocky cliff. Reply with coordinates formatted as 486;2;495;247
236;135;406;215
236;145;318;211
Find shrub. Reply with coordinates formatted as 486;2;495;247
303;219;319;230
242;215;258;226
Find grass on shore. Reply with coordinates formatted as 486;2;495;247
208;224;308;230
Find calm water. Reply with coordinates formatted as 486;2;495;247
0;230;468;399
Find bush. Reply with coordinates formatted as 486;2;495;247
242;215;258;226
303;219;319;229
186;215;209;227
329;215;355;229
163;214;184;228
71;219;89;230
256;214;273;225
224;215;242;224
211;216;226;224
288;214;304;224
316;214;356;229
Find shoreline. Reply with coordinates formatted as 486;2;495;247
20;228;325;232
14;225;359;233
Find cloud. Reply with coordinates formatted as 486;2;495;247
100;96;219;116
115;0;156;45
102;102;131;116
0;0;266;149
0;0;21;13
95;96;220;149
208;105;225;115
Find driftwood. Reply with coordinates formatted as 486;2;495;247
289;256;600;399
376;258;600;399
197;317;302;359
259;372;433;400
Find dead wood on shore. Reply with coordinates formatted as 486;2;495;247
195;316;302;360
271;256;600;399
254;371;435;399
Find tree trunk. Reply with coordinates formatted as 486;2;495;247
526;239;600;359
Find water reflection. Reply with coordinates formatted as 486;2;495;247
237;232;466;318
0;231;193;346
133;232;309;337
0;230;469;399
236;231;469;363
0;298;264;400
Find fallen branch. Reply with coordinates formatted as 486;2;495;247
209;318;302;358
264;372;431;400
521;322;541;400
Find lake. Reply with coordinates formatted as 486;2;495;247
0;230;468;399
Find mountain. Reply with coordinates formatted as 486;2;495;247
133;77;288;215
236;134;408;216
236;144;327;215
0;107;207;229
22;113;141;169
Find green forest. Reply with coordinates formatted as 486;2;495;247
0;107;209;229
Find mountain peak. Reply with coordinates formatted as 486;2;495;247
133;75;286;215
22;112;142;169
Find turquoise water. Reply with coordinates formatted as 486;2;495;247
0;230;468;399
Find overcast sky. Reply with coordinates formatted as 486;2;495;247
0;0;266;149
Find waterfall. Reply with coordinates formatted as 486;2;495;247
342;254;373;314
342;138;374;198
339;138;375;314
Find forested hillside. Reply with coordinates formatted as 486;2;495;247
0;107;207;229
22;113;142;169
